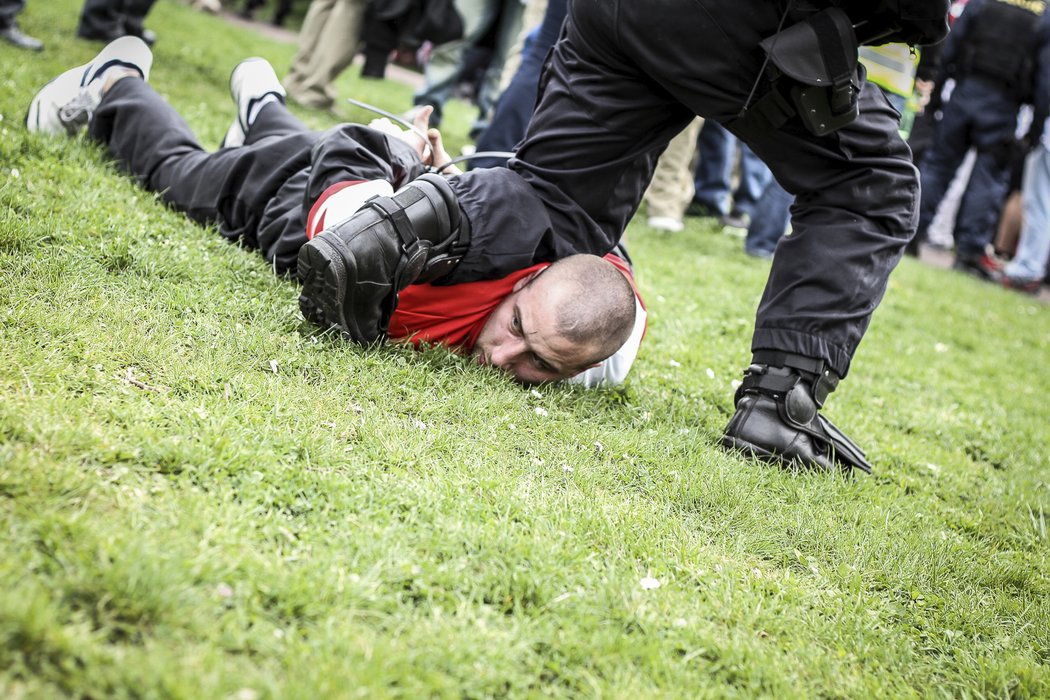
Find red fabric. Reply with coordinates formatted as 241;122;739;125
389;266;541;352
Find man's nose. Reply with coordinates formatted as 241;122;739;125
490;337;526;369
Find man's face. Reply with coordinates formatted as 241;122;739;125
473;271;598;385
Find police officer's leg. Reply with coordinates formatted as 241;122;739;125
299;0;763;299
718;80;915;473
579;0;898;472
295;0;698;344
951;92;1021;266
731;80;917;378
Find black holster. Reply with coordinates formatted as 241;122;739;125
757;7;860;137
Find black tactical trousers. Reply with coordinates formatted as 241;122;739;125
444;0;918;377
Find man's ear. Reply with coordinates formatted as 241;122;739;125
511;267;546;292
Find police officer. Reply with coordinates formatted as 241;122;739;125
911;0;1050;272
296;0;951;474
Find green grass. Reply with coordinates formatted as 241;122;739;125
2;1;1049;697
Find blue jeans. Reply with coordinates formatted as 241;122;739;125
746;178;792;256
692;119;772;217
1004;145;1050;282
471;0;568;169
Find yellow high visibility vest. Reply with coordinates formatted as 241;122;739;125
859;44;920;98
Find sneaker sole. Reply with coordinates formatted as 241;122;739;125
26;37;152;134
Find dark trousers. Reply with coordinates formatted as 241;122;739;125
444;0;917;377
0;0;26;28
87;78;424;274
746;179;793;257
692;119;773;219
78;0;157;36
471;0;568;169
916;78;1021;257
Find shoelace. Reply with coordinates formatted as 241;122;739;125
57;85;102;135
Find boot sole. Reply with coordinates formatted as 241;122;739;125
298;234;351;337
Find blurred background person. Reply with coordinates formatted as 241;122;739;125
0;0;42;50
240;0;294;27
911;0;1050;276
470;0;566;168
283;0;368;110
408;0;522;136
643;118;704;232
685;120;773;233
77;0;158;45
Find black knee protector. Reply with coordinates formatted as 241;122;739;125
296;174;471;346
363;173;470;288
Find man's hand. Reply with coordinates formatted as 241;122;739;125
368;105;461;175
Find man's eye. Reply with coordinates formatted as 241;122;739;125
511;314;521;332
533;354;550;371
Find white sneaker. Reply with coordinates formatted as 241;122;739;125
222;57;286;148
647;216;684;232
26;36;153;135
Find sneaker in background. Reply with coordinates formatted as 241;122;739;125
647;216;684;232
222;57;286;148
1000;275;1042;295
26;36;152;135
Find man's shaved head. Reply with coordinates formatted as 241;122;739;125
541;254;637;366
473;254;638;384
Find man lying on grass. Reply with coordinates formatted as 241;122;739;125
27;38;646;386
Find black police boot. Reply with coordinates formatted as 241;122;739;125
721;352;872;474
296;173;470;344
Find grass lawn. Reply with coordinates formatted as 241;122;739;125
1;1;1048;697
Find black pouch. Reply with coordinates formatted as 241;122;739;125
759;7;860;136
